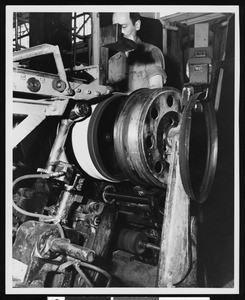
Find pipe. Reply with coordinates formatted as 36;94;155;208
50;238;95;262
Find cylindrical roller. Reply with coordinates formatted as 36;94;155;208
117;228;148;255
71;93;127;182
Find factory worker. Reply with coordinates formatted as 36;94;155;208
108;12;167;93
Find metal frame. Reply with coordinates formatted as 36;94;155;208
12;98;69;149
13;43;72;96
13;12;30;51
12;42;110;149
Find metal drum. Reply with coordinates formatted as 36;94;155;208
113;87;182;187
71;93;127;182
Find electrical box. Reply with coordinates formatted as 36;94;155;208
187;47;213;84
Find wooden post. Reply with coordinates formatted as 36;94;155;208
91;12;108;85
91;12;100;66
194;23;209;48
99;46;109;85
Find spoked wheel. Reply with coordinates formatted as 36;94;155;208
114;87;182;187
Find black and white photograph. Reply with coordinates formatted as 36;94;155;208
5;4;240;297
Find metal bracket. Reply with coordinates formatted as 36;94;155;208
13;44;73;96
12;98;69;148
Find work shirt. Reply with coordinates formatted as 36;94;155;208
108;37;167;93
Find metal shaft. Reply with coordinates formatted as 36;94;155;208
50;238;95;262
55;190;75;222
104;191;150;204
142;242;160;251
46;119;73;172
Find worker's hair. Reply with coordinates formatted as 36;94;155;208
129;13;141;25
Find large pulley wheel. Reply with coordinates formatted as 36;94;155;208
179;92;218;203
72;93;127;182
114;87;182;187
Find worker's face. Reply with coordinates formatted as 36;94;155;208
112;12;140;42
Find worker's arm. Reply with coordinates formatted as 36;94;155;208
148;46;167;88
149;74;166;89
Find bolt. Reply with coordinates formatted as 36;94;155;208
92;216;101;226
87;251;95;263
66;88;75;96
76;88;81;93
105;132;112;143
76;185;82;191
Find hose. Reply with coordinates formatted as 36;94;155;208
12;173;65;238
74;263;94;287
76;261;112;287
57;259;111;287
13;174;55;220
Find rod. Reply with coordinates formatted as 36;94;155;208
15;12;18;51
50;238;95;262
103;191;150;204
142;242;160;251
73;12;77;68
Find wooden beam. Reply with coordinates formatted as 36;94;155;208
91;12;100;66
160;13;206;23
186;13;225;25
157;136;192;287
